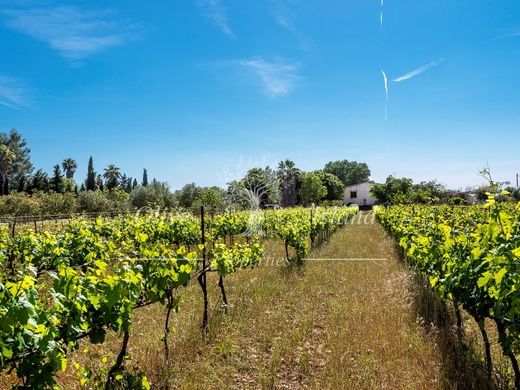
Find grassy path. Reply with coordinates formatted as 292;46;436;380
142;219;445;389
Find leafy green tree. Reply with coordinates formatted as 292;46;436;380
130;181;176;209
194;187;225;209
86;156;96;191
96;174;104;191
413;181;448;203
17;175;26;192
0;129;33;194
0;144;16;195
27;170;50;193
76;191;113;212
277;159;301;207
448;196;468;206
174;183;201;208
315;171;343;201
370;176;414;204
323;160;370;186
121;175;134;192
62;178;75;193
51;164;64;193
103;164;122;190
300;172;327;205
37;192;76;215
231;167;279;208
61;158;77;179
142;169;148;187
505;187;520;202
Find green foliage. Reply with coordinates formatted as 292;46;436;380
277;160;301;207
142;169;148;187
0;129;33;194
62;158;77;180
323;160;370;187
241;167;280;208
0;144;16;195
0;192;77;216
193;187;225;209
103;165;122;190
129;182;176;209
96;174;104;191
370;176;414;204
300;172;327;206
86;156;96;191
0;192;41;216
448;196;467;206
27;169;50;194
51;164;64;193
37;192;77;215
315;171;344;201
211;242;263;276
376;197;520;376
0;205;357;387
76;190;120;213
174;183;201;208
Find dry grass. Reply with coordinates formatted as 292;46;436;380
4;214;515;389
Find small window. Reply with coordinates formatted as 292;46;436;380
350;191;357;199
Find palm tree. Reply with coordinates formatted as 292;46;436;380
62;158;78;179
103;164;122;190
277;159;301;207
0;145;15;195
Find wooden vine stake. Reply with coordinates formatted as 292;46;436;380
198;205;209;333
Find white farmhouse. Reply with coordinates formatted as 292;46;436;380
344;182;377;207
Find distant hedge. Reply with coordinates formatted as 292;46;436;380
0;191;128;217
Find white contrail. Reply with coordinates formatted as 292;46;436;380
381;70;388;120
393;58;444;82
380;0;384;29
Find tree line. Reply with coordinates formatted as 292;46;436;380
0;129;373;216
369;175;520;205
0;129;153;195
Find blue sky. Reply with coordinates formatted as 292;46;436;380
0;0;519;190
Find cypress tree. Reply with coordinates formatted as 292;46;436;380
142;168;148;187
51;164;64;193
27;170;49;193
125;176;133;192
86;156;96;191
133;178;138;189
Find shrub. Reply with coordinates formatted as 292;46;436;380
34;191;76;215
448;196;468;206
0;192;41;216
76;191;116;213
129;183;177;210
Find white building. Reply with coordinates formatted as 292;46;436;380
344;182;377;206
